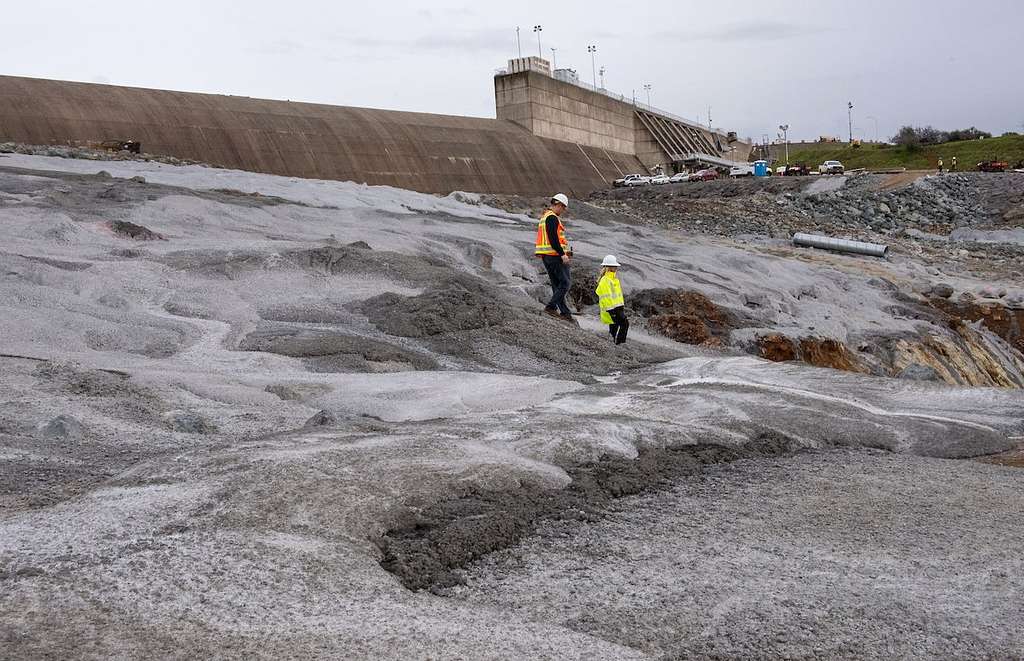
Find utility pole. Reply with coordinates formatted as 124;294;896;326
708;106;712;130
533;25;543;59
516;27;521;58
848;101;854;143
643;83;652;107
550;47;557;70
587;45;597;87
599;66;605;89
779;124;789;164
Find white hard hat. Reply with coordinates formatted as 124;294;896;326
551;193;569;208
601;255;621;267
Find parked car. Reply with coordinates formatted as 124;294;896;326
729;164;754;177
784;163;811;176
691;168;718;182
650;174;671;185
613;173;651;187
668;172;690;183
819;160;845;174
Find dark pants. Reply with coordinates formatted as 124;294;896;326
541;255;572;316
608;307;629;344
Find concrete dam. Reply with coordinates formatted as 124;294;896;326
0;60;746;196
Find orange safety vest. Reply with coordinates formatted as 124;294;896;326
535;210;570;256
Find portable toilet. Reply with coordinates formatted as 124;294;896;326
754;160;769;177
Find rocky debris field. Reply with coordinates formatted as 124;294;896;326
591;172;1024;284
1;151;1023;659
0;141;208;168
577;173;1024;387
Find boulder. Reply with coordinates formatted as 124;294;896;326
304;410;340;428
108;220;165;241
40;415;84;441
1003;206;1024;222
898;364;941;382
164;411;216;434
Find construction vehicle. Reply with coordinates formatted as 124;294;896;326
784;163;811;176
977;160;1008;173
80;139;141;154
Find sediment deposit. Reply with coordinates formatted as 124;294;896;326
2;153;1023;658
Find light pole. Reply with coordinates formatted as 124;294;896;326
866;115;878;142
643;83;652;107
533;25;543;59
599;66;606;89
778;124;789;164
847;101;854;143
515;27;521;58
587;45;597;87
550;47;557;69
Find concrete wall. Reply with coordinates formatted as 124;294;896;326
495;71;636;156
0;75;646;197
496;70;748;174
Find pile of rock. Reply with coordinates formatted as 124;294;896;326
0;142;208;168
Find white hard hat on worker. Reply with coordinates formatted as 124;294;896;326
601;255;621;267
551;193;569;208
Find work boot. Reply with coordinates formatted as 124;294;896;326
543;307;561;319
558;313;578;326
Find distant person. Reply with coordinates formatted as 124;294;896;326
951;155;958;171
535;193;574;323
596;255;629;345
937;157;944;173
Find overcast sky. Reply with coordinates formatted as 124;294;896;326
4;0;1022;142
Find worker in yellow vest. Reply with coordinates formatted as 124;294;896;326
596;255;628;344
535;193;575;323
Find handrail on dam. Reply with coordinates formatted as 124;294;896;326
495;67;726;139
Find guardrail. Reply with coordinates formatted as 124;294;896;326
495;66;725;138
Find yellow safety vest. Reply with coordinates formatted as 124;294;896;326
535;210;569;256
595;272;625;324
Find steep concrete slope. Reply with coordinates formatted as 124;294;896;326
0;75;644;196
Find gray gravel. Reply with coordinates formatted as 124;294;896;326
448;448;1024;659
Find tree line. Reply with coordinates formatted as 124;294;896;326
891;125;993;147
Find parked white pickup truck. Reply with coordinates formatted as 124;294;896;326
819;160;845;175
729;164;754;177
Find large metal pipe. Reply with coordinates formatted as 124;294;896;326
792;233;888;257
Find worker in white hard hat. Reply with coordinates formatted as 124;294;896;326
596;255;628;344
535;193;575;322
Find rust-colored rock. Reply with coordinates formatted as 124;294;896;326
630;289;738;347
928;297;1024;354
755;332;868;373
797;337;868;373
757;334;798;362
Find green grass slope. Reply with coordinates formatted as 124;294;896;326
785;134;1024;171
